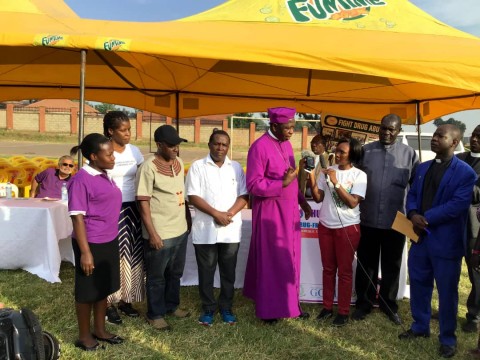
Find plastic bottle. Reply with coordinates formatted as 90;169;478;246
5;182;12;199
61;183;68;202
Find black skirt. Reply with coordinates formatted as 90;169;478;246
72;238;120;303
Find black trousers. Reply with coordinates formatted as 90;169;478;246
355;225;405;313
465;234;480;322
194;243;239;312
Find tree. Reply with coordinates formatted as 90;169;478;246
433;117;467;136
94;102;120;114
297;112;321;132
227;113;266;129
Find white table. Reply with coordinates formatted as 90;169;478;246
0;198;74;283
181;203;409;303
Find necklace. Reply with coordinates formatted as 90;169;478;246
267;133;290;171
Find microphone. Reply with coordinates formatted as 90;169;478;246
301;149;315;159
319;153;327;170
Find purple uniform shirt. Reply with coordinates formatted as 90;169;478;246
34;168;71;198
67;167;122;244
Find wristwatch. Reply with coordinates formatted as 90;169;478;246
334;183;341;189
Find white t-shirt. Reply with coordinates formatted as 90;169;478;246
317;165;367;229
185;154;248;244
107;144;144;202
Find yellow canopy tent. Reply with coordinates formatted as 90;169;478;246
0;0;479;125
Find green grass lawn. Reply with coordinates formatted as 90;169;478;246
0;261;478;359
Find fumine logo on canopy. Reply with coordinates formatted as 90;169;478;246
33;34;66;47
286;0;387;22
95;38;131;51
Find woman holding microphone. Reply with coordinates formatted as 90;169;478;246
309;137;367;327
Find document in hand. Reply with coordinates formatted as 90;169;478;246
391;211;419;242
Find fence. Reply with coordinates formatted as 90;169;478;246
0;105;318;150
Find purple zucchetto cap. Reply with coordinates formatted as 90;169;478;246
267;107;296;124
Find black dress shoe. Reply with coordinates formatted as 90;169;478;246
297;312;310;320
106;305;122;325
386;312;402;325
398;329;430;340
351;308;370;321
462;320;478;333
118;302;140;318
261;318;278;325
332;314;349;327
439;344;456;358
316;308;333;321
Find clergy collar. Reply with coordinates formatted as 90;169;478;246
268;129;280;141
470;152;480;158
434;155;454;163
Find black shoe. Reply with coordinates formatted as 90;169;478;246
386;312;402;325
118;302;140;318
398;329;430;340
462;320;478;333
74;340;104;351
332;314;349;327
106;306;122;325
316;308;333;321
297;312;310;320
261;318;278;325
439;344;456;358
351;308;370;321
93;334;125;345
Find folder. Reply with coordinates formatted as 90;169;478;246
391;211;419;242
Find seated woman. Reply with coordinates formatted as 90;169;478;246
31;155;74;198
308;137;367;327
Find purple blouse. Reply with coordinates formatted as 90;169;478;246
67;167;122;244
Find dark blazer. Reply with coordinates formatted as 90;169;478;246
406;156;476;259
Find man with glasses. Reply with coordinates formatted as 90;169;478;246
31;155;75;198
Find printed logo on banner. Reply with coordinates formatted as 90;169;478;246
322;114;380;149
95;38;131;51
300;207;320;238
286;0;387;23
33;34;67;47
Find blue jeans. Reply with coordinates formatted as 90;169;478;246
144;232;188;319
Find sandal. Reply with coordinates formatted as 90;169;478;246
93;334;125;345
74;340;104;351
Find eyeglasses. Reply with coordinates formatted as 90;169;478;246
61;163;74;168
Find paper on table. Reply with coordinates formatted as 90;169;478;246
391;211;419;242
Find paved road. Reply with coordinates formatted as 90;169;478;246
0;140;248;164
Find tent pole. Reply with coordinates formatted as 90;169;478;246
175;92;179;132
77;50;87;166
415;101;422;162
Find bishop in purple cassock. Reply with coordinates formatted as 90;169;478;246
243;107;312;321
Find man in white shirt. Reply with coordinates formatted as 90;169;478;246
185;130;248;326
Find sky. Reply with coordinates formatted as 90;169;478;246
64;0;480;134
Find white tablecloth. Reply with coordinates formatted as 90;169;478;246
0;198;74;283
181;203;409;303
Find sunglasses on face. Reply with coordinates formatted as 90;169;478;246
61;163;74;168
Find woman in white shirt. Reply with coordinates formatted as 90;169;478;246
309;137;367;327
103;111;145;324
